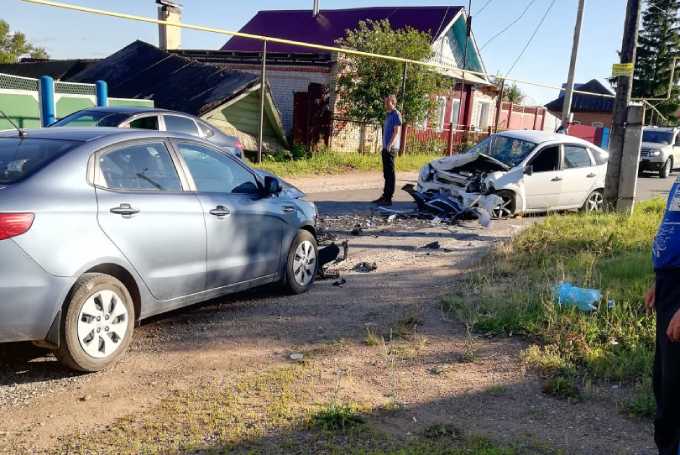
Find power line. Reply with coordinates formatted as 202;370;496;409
480;0;538;51
475;0;495;17
505;0;558;78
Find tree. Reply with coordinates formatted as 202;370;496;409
503;82;525;105
335;19;444;126
633;0;680;120
0;19;48;64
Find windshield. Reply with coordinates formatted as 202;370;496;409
467;135;538;168
52;110;130;128
0;138;79;184
643;130;674;145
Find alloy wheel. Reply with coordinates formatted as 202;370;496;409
293;240;316;287
77;290;129;359
491;196;514;219
585;191;604;213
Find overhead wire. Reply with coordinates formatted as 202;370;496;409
504;0;558;78
475;0;495;17
480;0;538;51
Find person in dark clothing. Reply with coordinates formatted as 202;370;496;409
372;94;402;206
647;175;680;455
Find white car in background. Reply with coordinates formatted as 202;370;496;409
417;130;609;217
639;127;680;179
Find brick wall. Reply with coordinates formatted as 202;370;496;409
548;110;613;128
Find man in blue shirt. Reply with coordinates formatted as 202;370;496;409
372;94;402;206
647;175;680;455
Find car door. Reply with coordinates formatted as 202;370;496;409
521;144;563;211
173;140;285;289
95;140;207;301
558;144;598;208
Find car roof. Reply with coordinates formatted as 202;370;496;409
70;106;175;115
498;129;595;147
0;127;192;143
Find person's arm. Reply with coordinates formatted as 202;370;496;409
387;125;401;149
668;309;680;342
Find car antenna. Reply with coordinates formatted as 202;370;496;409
0;110;27;138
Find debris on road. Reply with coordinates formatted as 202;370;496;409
554;282;602;312
289;353;304;362
353;262;378;273
333;278;347;287
351;224;363;236
422;241;441;250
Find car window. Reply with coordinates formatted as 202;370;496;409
529;145;560;173
164;115;199;136
99;142;182;192
177;142;259;194
128;116;159;130
563;145;592;169
589;147;608;166
0;138;80;184
675;134;680;147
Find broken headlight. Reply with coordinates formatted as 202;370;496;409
419;164;434;182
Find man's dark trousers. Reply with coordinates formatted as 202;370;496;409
381;148;396;201
654;269;680;455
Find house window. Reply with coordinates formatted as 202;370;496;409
475;101;491;131
434;96;447;132
450;99;461;130
592;122;604;128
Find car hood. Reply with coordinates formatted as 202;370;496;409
253;169;305;199
641;142;671;151
429;152;511;173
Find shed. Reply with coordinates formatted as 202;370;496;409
69;41;287;152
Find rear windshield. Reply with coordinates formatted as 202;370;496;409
52;110;129;128
0;138;79;184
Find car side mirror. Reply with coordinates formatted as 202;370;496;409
264;176;282;195
524;165;533;176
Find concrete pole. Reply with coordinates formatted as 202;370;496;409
616;104;643;213
494;78;505;133
604;0;642;207
399;62;408;156
561;0;586;128
257;40;267;164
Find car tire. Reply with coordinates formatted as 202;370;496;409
491;190;516;219
282;230;318;294
581;189;604;213
660;158;672;179
55;273;134;372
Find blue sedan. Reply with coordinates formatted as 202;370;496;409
0;128;318;371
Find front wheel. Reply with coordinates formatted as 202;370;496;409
491;190;516;219
581;189;604;213
283;230;318;294
660;158;672;179
56;273;134;372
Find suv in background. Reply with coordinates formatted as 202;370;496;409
51;107;244;159
639;127;680;178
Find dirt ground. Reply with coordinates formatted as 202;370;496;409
0;176;656;454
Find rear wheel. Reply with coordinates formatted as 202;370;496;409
660;158;672;179
491;191;516;219
283;230;318;294
581;189;604;213
56;273;134;372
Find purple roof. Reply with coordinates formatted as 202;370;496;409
222;6;464;53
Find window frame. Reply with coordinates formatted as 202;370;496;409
162;114;201;138
562;143;594;170
92;139;191;193
168;139;263;195
121;114;161;131
526;143;563;173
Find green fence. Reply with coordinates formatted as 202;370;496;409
0;73;153;130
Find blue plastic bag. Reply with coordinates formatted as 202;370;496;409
554;282;602;312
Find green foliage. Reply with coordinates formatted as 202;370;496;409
542;375;582;402
312;403;365;432
633;0;680;122
503;83;525;105
446;200;664;415
335;19;445;125
626;377;656;418
0;19;48;64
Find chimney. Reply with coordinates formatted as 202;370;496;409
157;0;182;51
313;0;320;17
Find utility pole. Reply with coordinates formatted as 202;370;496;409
561;0;586;128
604;0;642;208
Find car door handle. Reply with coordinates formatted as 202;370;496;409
586;173;596;178
551;177;563;182
282;206;296;213
110;203;140;216
209;205;231;217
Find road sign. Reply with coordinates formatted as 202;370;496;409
612;63;635;77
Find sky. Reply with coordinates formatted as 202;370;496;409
4;0;627;104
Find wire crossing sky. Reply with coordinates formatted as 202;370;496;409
7;0;628;104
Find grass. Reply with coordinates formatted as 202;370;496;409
312;403;366;432
445;199;664;415
252;151;439;177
